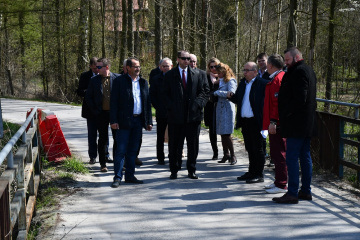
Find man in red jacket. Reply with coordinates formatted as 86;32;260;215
262;54;287;194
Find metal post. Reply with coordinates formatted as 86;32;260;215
0;98;3;139
355;107;359;119
339;120;344;178
7;151;14;169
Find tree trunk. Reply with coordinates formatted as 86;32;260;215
235;0;239;78
127;0;134;56
112;0;120;60
178;0;185;50
324;0;336;111
247;3;255;61
188;0;196;54
77;0;89;76
154;0;162;65
88;1;93;56
3;12;14;95
19;10;26;94
134;0;142;58
119;0;127;72
62;0;68;96
100;0;106;57
172;0;178;64
200;0;209;70
55;0;62;93
275;0;282;53
41;0;48;97
309;0;318;68
255;0;266;55
287;0;297;48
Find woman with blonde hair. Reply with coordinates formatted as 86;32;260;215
213;63;237;165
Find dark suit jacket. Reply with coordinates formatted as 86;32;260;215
203;73;219;127
164;65;209;124
278;60;317;138
77;69;96;119
150;72;167;119
85;72;120;116
230;76;268;131
110;74;153;129
149;67;161;85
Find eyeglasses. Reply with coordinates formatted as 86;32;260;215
179;57;190;61
209;66;216;69
96;66;104;69
131;66;141;69
242;69;255;72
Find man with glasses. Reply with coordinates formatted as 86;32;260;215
228;62;268;183
110;57;153;187
150;57;173;165
85;58;119;172
189;54;197;69
164;50;209;180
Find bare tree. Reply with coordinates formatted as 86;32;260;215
100;0;106;57
119;0;128;71
77;0;89;75
200;0;209;70
178;0;185;49
287;0;297;48
19;9;26;93
172;0;179;63
127;0;134;56
309;0;318;68
255;0;266;55
275;0;283;53
154;0;162;65
112;0;120;60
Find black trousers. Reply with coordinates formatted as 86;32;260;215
241;117;265;177
156;117;168;161
96;110;117;167
168;121;201;174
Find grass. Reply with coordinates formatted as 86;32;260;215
0;121;21;177
61;156;89;174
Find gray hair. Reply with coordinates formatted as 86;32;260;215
161;57;173;66
267;54;284;69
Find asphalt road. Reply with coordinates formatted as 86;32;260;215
2;98;360;240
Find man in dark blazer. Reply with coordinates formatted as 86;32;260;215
85;58;119;172
228;62;268;183
110;57;153;187
150;57;173;165
149;59;162;85
164;50;209;180
273;47;317;204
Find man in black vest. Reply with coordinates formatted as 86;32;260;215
164;50;209;180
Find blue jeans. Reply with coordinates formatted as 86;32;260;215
113;116;142;181
286;137;312;197
87;118;111;159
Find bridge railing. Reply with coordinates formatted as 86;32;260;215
313;99;360;185
0;107;41;240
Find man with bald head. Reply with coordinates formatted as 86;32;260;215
228;62;269;183
189;54;197;69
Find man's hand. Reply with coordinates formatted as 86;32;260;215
227;91;234;98
268;123;276;135
146;125;153;131
111;123;119;129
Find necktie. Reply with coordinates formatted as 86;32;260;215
182;69;186;89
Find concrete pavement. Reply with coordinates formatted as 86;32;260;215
1;98;360;239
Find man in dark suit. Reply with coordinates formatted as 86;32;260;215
150;57;173;165
110;57;153;187
228;62;268;183
273;47;317;204
85;58;119;172
149;59;162;85
164;50;209;180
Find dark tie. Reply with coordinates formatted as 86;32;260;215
182;69;186;89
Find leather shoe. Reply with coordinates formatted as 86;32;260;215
188;173;198;179
237;172;253;181
246;177;264;184
298;190;312;201
212;154;218;160
158;160;165;165
135;157;143;166
125;177;144;184
100;166;108;172
111;179;121;188
89;158;96;164
272;192;298;204
170;173;177;179
106;157;113;163
230;156;237;165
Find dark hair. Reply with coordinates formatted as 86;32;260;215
267;54;284;69
284;46;302;58
97;58;111;68
177;50;189;58
126;57;139;67
256;52;268;60
90;57;98;65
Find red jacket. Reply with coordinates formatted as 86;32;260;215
262;71;285;130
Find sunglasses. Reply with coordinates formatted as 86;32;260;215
96;66;104;69
209;66;216;69
179;57;190;61
242;69;255;72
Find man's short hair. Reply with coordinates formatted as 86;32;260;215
268;54;284;69
90;57;98;65
246;62;258;71
177;50;189;58
123;59;128;67
284;47;303;59
97;58;110;68
161;57;173;66
256;52;268;60
126;57;139;67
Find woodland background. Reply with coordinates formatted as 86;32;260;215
0;0;359;111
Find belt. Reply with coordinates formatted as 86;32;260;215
133;114;141;117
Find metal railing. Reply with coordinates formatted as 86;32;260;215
0;107;41;239
316;98;360;119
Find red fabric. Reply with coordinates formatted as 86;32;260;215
262;71;285;130
182;69;186;89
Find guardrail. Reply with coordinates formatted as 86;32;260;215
314;99;360;184
0;107;41;239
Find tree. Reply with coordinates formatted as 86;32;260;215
77;0;89;76
154;0;162;65
127;0;134;56
287;0;297;48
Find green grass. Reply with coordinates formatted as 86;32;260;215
61;156;89;174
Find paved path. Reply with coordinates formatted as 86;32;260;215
2;98;360;239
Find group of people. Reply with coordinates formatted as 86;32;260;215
76;46;317;204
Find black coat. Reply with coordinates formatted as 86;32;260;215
278;60;317;138
110;74;153;129
150;72;167;119
76;69;95;119
85;72;120;116
230;76;268;131
203;74;219;127
149;67;161;85
164;66;209;124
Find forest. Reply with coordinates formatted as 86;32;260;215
0;0;359;110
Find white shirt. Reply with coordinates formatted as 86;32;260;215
178;66;188;84
269;70;281;79
130;74;142;114
241;77;255;118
